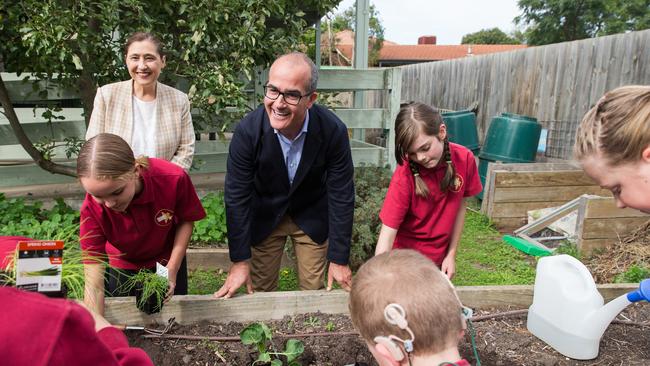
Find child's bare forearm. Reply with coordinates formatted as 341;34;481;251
83;263;106;316
375;224;398;255
168;221;193;275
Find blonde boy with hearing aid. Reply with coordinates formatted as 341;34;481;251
349;249;471;366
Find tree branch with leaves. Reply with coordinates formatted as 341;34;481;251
0;0;340;176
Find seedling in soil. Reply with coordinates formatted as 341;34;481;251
303;316;320;328
121;270;169;314
325;321;336;332
240;322;304;366
199;339;227;363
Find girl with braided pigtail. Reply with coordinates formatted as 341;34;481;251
376;103;482;279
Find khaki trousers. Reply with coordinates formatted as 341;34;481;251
251;215;328;291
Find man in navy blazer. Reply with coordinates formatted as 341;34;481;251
214;52;355;298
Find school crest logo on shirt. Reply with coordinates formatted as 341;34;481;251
155;209;174;227
450;174;464;193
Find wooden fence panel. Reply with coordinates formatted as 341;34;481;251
395;30;650;159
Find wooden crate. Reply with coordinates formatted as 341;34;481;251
480;162;611;232
578;196;650;254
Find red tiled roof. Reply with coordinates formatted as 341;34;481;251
321;30;526;65
379;44;527;61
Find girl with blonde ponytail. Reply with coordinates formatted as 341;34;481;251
376;103;482;278
574;85;650;213
77;133;206;316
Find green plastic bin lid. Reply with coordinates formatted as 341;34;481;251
500;112;538;122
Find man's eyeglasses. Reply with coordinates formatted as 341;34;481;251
264;85;312;106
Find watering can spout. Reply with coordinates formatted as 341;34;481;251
583;278;650;337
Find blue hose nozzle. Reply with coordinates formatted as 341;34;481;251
627;279;650;302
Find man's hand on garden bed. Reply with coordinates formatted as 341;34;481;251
213;261;254;299
327;263;352;292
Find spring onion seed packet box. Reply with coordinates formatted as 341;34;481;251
16;240;63;294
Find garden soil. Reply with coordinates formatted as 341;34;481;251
127;303;650;366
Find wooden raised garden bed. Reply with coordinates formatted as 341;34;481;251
104;284;637;325
106;285;649;365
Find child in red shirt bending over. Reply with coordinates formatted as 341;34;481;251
78;133;206;315
350;249;472;366
574;85;650;213
376;102;482;279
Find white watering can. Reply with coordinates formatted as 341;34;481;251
527;254;650;360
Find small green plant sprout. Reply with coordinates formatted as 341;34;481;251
121;270;169;314
199;339;227;363
303;316;320;328
325;321;336;332
240;322;304;366
614;264;650;283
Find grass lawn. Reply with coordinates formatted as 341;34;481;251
453;209;537;286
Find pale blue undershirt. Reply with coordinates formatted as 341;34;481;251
275;112;310;185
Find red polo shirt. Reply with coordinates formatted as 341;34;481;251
80;158;206;269
0;286;153;366
379;143;482;266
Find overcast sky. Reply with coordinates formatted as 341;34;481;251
335;0;522;45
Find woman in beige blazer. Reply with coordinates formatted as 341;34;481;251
86;32;194;171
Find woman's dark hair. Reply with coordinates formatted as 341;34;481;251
124;32;165;58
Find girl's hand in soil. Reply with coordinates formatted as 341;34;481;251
164;267;178;303
214;261;254;299
164;281;176;303
441;255;456;280
327;263;352;291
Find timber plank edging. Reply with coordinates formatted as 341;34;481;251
104;284;637;325
187;248;296;271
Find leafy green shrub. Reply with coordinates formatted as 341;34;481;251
192;192;227;245
614;264;650;283
349;165;391;271
0;195;87;298
0;193;46;230
0;195;79;239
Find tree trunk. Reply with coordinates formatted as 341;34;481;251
78;16;102;126
0;74;77;177
77;71;96;126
